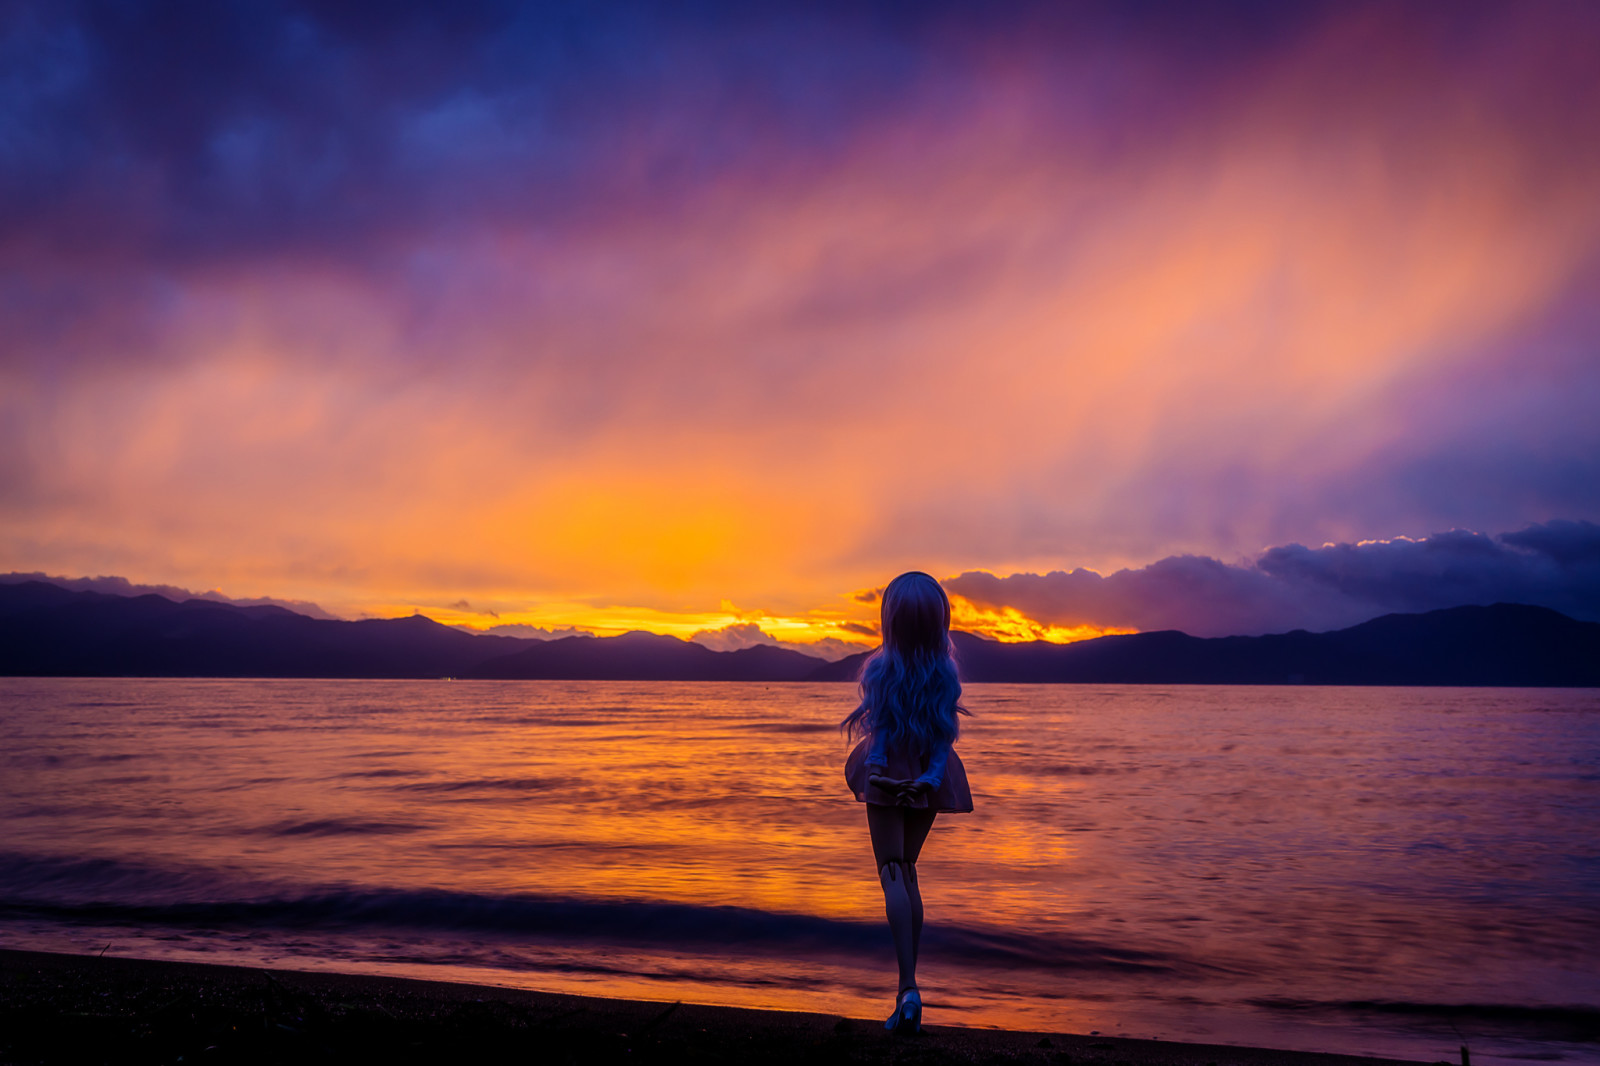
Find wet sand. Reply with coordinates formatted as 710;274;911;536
0;948;1429;1065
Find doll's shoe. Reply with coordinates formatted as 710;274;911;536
884;987;922;1035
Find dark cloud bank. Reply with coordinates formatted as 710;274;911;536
947;521;1600;638
3;1;1529;303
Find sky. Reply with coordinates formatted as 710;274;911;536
3;0;1598;646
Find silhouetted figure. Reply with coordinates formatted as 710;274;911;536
842;571;974;1034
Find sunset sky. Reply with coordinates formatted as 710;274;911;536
3;1;1598;647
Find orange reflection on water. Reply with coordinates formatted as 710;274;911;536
7;677;1598;1060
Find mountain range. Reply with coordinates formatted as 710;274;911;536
1;581;1595;686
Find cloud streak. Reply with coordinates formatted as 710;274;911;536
946;521;1600;638
1;3;1597;627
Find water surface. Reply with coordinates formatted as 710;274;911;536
2;679;1596;1062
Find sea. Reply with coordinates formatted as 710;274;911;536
2;679;1596;1062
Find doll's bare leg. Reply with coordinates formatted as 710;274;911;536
867;804;938;992
902;808;936;961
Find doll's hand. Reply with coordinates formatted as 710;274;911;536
869;773;917;796
897;779;933;801
869;773;931;803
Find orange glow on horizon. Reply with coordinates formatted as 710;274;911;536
386;598;879;650
950;595;1138;645
370;588;1136;652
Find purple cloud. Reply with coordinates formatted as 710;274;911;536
946;521;1600;637
465;623;593;641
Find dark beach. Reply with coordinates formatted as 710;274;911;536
0;948;1427;1066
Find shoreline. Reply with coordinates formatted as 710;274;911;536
0;948;1428;1065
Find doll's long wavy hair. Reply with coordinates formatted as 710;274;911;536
841;571;967;752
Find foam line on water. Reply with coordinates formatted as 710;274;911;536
0;851;1177;974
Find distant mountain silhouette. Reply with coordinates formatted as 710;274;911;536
469;631;825;681
0;582;528;679
0;582;825;681
2;581;1596;685
811;603;1600;686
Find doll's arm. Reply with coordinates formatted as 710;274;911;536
866;729;889;773
914;743;950;791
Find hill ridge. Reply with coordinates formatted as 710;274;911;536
1;583;1595;686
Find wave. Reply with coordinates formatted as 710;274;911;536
334;768;424;779
0;852;1176;975
389;777;564;794
261;819;429;837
